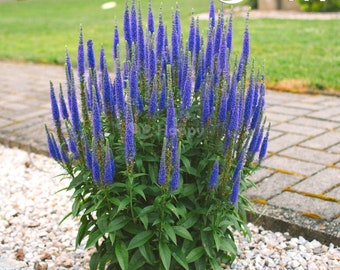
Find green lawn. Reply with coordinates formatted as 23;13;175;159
1;0;339;92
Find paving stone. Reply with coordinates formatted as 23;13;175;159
328;143;340;154
308;107;340;120
272;123;325;136
268;192;340;220
289;117;340;129
245;172;301;200
325;186;340;199
284;101;324;111
280;146;340;165
266;112;297;123
268;130;284;140
267;133;307;153
300;131;340;150
263;155;324;176
267;105;311;116
248;168;275;184
300;95;334;104
293;168;340;194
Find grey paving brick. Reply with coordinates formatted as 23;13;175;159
280;146;340;165
268;130;284;140
272;123;325;136
263;155;324;176
266;112;297;123
300;131;340;150
328;143;340;154
325;186;340;199
289;117;340;129
300;95;333;103
308;107;340;120
284;101;324;111
248;168;275;184
267;106;311;116
293;168;340;194
245;172;301;200
268;192;340;220
268;133;307;153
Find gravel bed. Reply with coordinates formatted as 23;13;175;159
0;145;339;270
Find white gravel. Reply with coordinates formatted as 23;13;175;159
0;145;339;270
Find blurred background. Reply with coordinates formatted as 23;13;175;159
0;0;339;92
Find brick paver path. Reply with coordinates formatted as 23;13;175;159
0;61;339;244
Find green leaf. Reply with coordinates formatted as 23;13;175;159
115;241;129;270
159;241;171;270
117;197;130;213
139;243;156;264
85;229;103;248
71;198;81;216
166;202;180;219
129;249;146;270
174;226;193;241
172;248;189;270
107;216;130;232
76;220;89;247
210;258;223;270
109;232;116;245
163;223;177;245
180;213;199;229
139;213;149;230
201;230;214;258
128;231;153;250
213;230;221;251
89;252;100;270
186;247;205;263
134;185;146;200
97;215;109;234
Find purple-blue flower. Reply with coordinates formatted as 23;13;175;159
259;125;269;163
104;144;115;184
124;3;132;47
130;0;138;43
209;0;215;28
115;64;126;115
209;159;219;189
87;39;96;69
45;126;61;161
188;16;195;53
170;143;180;192
113;25;120;59
77;27;85;80
165;88;176;144
137;8;145;71
229;150;245;205
125;101;135;165
49;82;60;128
59;86;69;120
156;12;165;59
92;90;103;141
147;1;154;33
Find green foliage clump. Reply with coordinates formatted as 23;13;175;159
45;0;270;269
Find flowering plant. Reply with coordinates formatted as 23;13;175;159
46;0;269;269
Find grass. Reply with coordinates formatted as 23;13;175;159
0;0;339;92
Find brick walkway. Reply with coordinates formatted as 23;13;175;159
0;61;339;245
